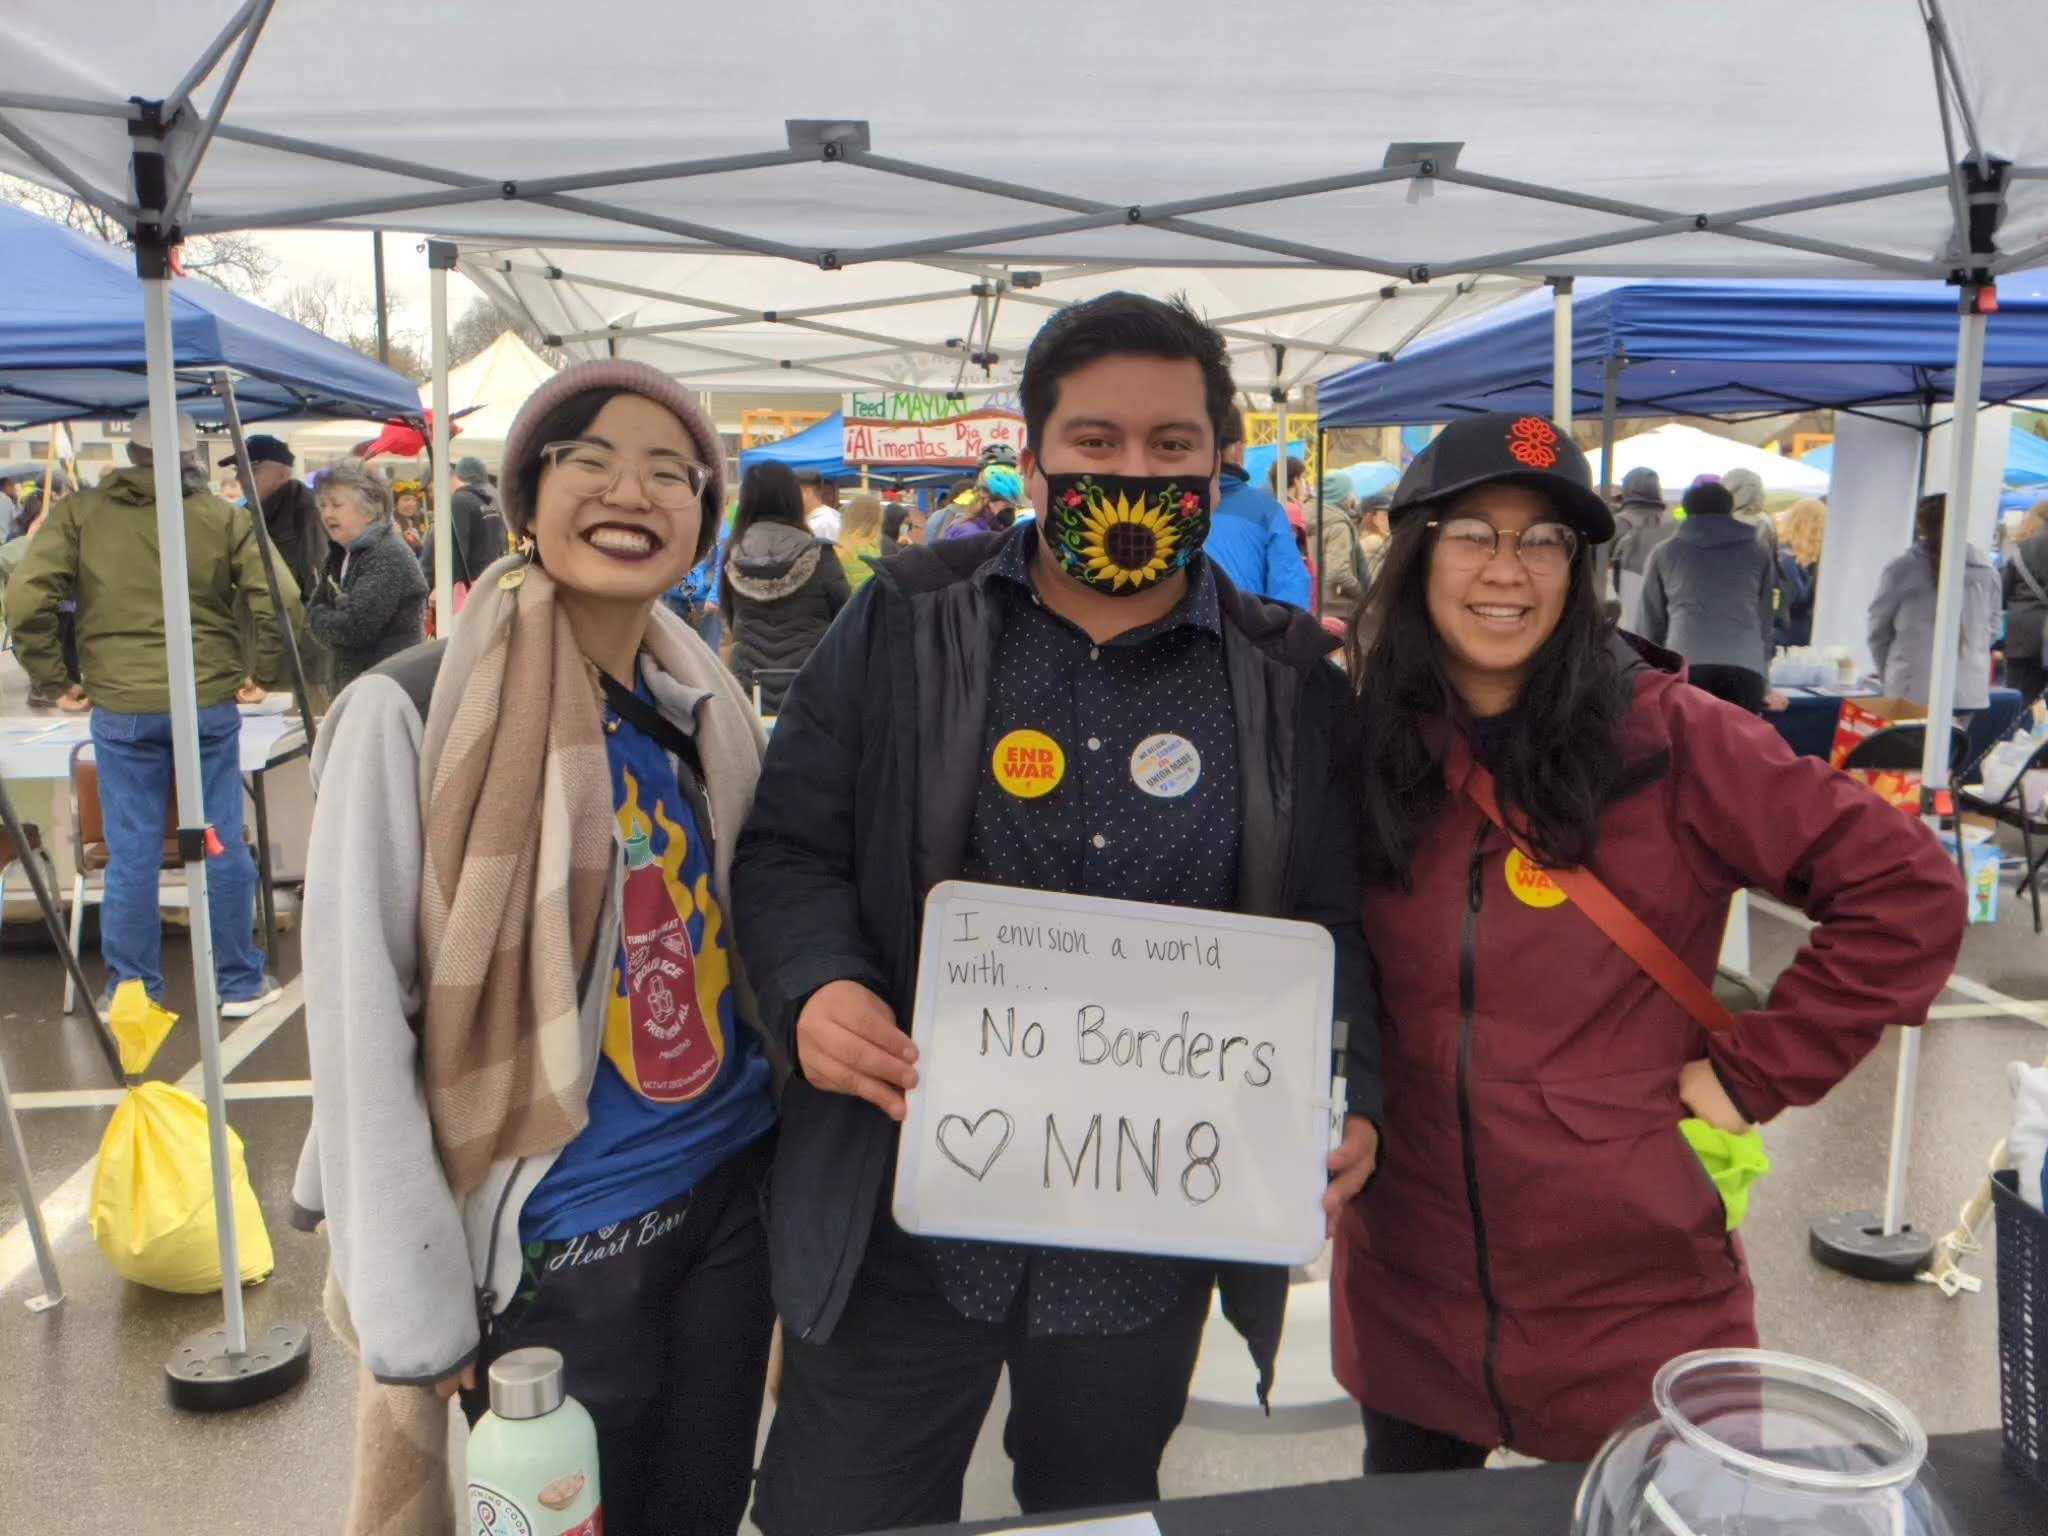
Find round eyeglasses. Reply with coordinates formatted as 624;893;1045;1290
540;441;711;511
1428;517;1580;576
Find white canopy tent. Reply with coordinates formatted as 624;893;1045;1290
287;328;557;466
1589;424;1834;499
3;1;2046;1383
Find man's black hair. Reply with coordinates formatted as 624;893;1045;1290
1221;407;1248;450
1019;292;1234;454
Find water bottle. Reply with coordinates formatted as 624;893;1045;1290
467;1348;604;1536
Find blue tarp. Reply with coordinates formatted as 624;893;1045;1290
2009;427;2048;486
1319;276;2048;429
738;413;963;486
0;201;420;429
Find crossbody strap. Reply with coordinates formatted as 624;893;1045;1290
599;671;705;785
2013;545;2048;609
1465;764;1735;1039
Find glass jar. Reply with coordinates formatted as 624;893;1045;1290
1572;1349;1956;1536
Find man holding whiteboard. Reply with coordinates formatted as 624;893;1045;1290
735;293;1382;1535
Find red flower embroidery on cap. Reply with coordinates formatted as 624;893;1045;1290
1506;417;1559;469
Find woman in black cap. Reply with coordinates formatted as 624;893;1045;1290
1327;412;1965;1472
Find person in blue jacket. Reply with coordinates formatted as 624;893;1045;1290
1203;408;1312;607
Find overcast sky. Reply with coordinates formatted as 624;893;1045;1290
251;228;487;338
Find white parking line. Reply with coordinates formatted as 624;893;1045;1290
0;978;305;1295
13;1080;312;1111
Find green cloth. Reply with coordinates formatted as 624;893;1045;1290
1680;1117;1771;1230
837;534;883;592
2;467;302;713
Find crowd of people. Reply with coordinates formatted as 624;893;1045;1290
286;295;1966;1536
6;291;2045;1536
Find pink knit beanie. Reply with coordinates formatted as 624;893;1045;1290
499;359;726;563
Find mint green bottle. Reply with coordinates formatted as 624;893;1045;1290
467;1348;604;1536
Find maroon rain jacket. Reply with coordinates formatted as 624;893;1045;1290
1332;639;1965;1462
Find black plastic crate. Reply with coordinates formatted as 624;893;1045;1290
1993;1167;2048;1495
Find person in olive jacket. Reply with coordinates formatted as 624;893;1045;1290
5;411;297;1014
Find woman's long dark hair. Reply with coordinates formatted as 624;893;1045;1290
730;462;809;545
1346;500;1634;887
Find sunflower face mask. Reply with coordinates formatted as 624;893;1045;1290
1040;472;1212;595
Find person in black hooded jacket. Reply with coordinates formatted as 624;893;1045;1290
723;462;850;712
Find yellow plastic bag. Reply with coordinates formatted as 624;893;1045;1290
89;1082;274;1294
107;980;177;1076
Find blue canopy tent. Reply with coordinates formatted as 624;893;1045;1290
738;413;966;488
2007;426;2048;486
0;201;420;428
1318;276;2048;429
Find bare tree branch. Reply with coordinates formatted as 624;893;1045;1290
2;174;278;296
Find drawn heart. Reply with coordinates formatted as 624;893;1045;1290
935;1109;1015;1182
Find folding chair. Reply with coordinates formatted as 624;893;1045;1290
1959;734;2048;934
63;742;187;1014
1841;722;1974;886
0;818;56;947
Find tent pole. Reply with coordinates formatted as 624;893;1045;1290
1549;277;1574;428
214;371;315;748
430;240;455;633
139;257;244;1356
1313;428;1327;620
1891;291;1988;1236
0;998;62;1312
372;233;390;366
1598;357;1620;500
142;237;314;1410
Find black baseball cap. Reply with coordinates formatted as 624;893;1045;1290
1389;413;1614;544
219;433;295;469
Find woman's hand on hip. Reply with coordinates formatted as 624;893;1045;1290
1679;1058;1749;1135
1323;1115;1380;1236
796;979;919;1121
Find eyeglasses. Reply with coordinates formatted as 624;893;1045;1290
1428;517;1580;576
540;441;711;511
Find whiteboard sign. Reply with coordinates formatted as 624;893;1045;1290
892;880;1335;1265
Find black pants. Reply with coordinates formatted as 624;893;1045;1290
2008;656;2048;714
1361;1405;1492;1475
1688;663;1766;715
463;1134;776;1536
753;1219;1213;1536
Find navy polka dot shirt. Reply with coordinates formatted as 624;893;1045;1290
921;526;1241;1336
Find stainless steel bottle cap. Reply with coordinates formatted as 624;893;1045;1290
488;1347;566;1420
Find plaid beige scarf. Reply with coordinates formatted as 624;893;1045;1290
415;557;613;1195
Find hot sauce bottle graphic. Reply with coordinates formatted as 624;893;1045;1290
618;826;720;1101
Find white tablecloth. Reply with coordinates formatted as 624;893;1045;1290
0;709;302;782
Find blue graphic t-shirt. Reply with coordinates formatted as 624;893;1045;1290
520;683;775;1242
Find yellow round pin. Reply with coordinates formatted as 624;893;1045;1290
993;729;1065;799
1504;847;1568;909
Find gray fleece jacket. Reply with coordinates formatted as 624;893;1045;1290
1868;541;2001;711
291;583;771;1386
1640;512;1777;676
